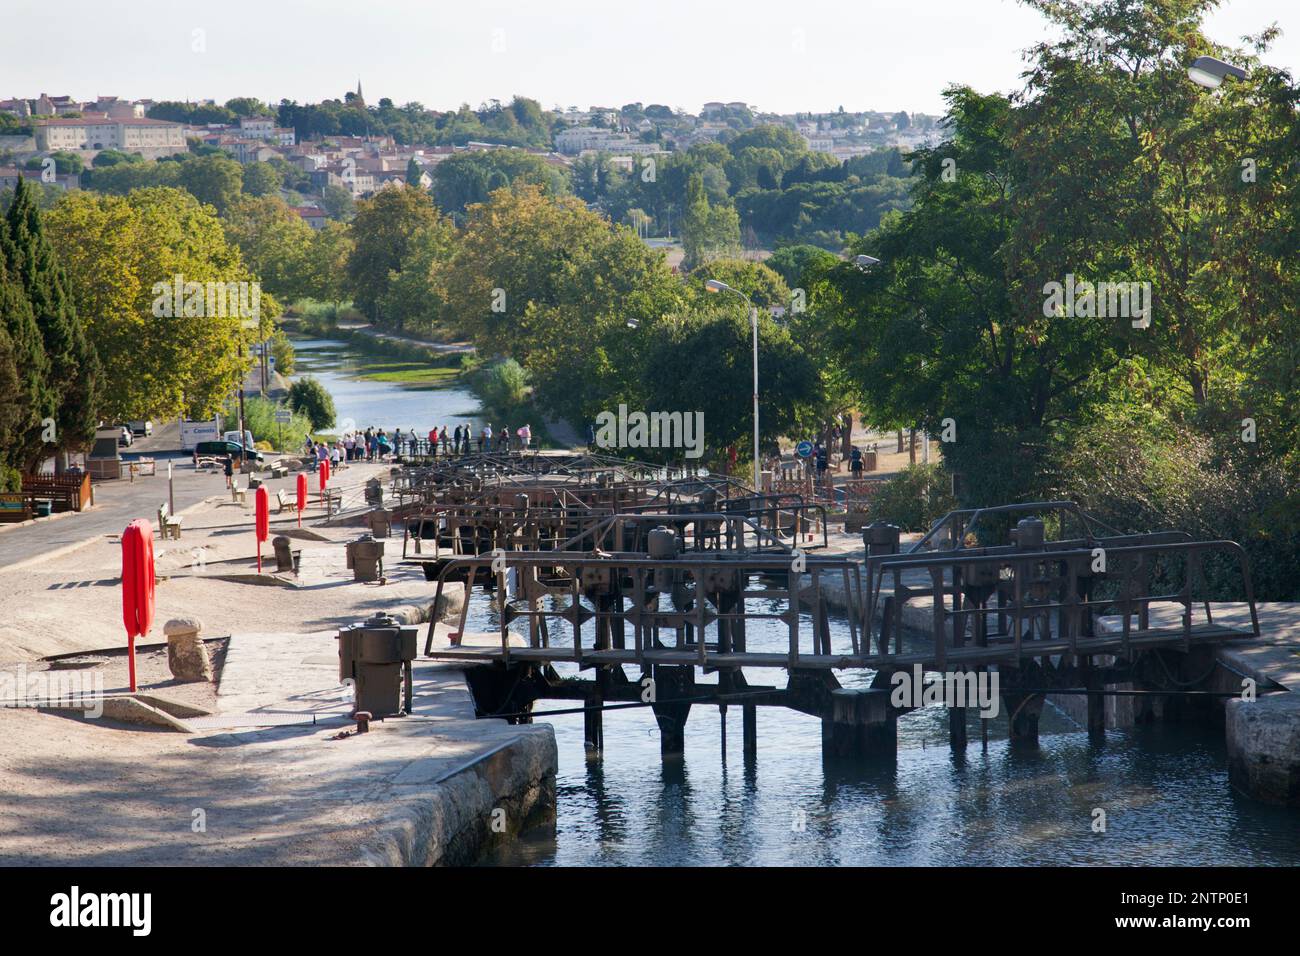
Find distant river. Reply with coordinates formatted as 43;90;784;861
288;337;482;435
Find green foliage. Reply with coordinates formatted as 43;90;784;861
639;305;821;465
45;186;264;422
869;463;956;532
680;173;740;269
690;258;790;309
147;101;237;125
269;330;295;375
178;154;244;216
237;395;312;447
377;220;456;333
1055;418;1300;601
430;149;568;222
0;243;43;474
26;152;84;175
91;149;144;168
345;185;447;322
322;184;354;220
765;244;839;289
286;375;337;430
472;358;530;414
2;177;100;464
276;94;555;149
222;195;314;300
241;161;283;197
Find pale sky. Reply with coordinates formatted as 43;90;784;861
4;0;1296;116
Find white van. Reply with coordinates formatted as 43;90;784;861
224;429;256;449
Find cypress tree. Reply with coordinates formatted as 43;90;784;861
3;177;101;469
0;215;48;476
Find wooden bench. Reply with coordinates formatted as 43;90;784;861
275;488;290;513
322;486;341;516
158;502;183;539
231;483;247;506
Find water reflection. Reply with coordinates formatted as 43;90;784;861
288;337;480;435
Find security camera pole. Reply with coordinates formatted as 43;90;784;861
704;279;760;489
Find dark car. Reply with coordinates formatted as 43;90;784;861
194;440;264;463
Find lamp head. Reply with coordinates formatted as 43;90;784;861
1188;55;1248;90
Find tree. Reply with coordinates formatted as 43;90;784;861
378;220;456;333
298;222;353;309
177;154;244;216
430;149;569;222
322;183;355;220
287;376;336;430
690;258;790;309
241;161;282;197
2;177;100;467
222;195;314;300
0;234;46;478
405;157;423;187
345;185;446;322
442;184;615;356
640;305;820;469
765;244;839;290
45;187;263;422
680;173;741;269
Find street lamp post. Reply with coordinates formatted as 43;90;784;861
704;279;761;489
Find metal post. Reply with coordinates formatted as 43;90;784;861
751;306;760;489
238;343;247;469
167;460;174;517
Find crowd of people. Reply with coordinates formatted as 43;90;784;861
302;422;533;467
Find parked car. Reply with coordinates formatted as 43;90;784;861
127;420;153;437
194;440;264;464
114;425;133;447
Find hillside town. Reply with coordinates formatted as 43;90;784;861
0;86;942;224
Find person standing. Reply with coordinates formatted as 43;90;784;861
519;423;531;449
480;423;491;453
223;454;234;489
850;446;864;479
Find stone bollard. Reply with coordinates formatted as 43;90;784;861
1226;694;1300;807
164;618;212;682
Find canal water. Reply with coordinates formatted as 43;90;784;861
288;337;481;435
289;336;1299;866
467;583;1300;867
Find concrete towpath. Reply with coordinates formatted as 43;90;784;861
0;624;556;866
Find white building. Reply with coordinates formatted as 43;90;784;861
34;117;186;155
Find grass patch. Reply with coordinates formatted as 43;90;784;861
352;358;463;386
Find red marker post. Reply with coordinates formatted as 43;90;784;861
120;519;155;693
318;457;330;504
255;485;270;573
296;472;307;528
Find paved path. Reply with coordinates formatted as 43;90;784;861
0;625;556;866
0;464;223;570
